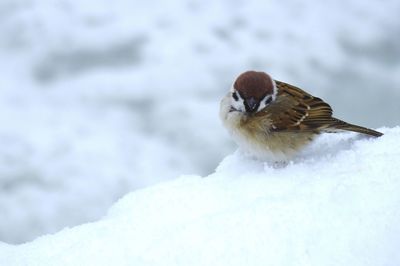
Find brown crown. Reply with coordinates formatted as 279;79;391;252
233;71;274;100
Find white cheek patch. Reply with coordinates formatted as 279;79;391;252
231;94;245;112
270;79;278;101
229;87;245;112
257;80;278;112
256;94;273;112
257;100;267;112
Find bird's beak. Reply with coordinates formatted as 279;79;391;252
245;97;258;112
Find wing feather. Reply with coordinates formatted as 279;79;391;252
266;80;334;132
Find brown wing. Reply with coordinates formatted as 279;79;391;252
264;80;334;132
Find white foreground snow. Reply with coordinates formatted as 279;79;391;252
1;127;399;266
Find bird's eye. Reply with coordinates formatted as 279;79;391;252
232;92;239;101
265;96;272;105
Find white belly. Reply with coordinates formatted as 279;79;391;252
229;129;295;162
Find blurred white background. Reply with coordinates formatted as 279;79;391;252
0;0;399;244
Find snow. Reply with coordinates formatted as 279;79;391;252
1;0;400;244
1;127;399;265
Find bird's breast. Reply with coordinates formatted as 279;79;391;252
222;110;314;161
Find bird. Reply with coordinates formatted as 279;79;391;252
220;70;383;162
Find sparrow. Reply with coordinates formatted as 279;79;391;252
220;70;383;162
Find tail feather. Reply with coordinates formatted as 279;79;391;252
326;118;383;137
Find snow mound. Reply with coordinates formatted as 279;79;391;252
1;127;400;266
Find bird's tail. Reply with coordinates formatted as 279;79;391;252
325;118;383;137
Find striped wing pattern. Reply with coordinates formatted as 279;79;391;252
267;80;334;132
264;80;383;137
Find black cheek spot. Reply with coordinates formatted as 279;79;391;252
265;96;272;105
232;92;239;101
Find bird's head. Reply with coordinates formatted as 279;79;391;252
230;71;277;114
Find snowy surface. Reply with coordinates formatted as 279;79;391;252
1;0;400;243
1;127;400;266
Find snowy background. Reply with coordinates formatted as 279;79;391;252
1;128;400;265
1;0;400;245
